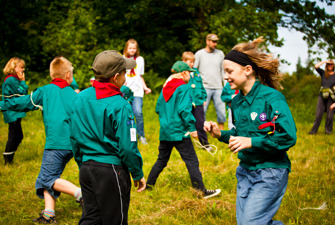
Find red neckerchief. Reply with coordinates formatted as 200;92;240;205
4;74;19;82
92;80;121;99
235;90;239;94
127;56;136;75
51;78;70;88
162;78;186;102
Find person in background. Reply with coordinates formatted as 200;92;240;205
194;33;226;130
71;76;80;93
123;39;151;144
309;59;335;135
0;56;82;224
205;37;297;225
182;51;212;151
1;57;28;165
146;61;221;199
221;82;239;130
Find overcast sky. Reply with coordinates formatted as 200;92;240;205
268;2;335;74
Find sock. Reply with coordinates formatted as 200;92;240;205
74;188;82;201
43;209;55;219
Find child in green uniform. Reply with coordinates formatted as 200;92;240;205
70;50;146;224
0;56;82;224
204;37;297;225
120;85;134;103
146;61;221;199
1;57;28;165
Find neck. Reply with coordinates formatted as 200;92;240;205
205;46;214;53
241;78;256;95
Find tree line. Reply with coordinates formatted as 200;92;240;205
0;0;334;91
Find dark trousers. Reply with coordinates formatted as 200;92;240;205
4;118;23;164
310;95;334;134
192;105;209;145
79;161;131;225
147;139;205;191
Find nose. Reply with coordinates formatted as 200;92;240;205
224;73;229;80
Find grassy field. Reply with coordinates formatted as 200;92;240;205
0;93;334;225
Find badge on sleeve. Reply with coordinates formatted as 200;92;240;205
191;84;196;88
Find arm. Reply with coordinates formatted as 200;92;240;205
115;104;145;187
3;77;28;97
140;76;151;94
178;87;196;133
0;88;42;112
315;60;329;69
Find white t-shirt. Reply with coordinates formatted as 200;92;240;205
124;56;145;97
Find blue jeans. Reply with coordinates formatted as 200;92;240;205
35;149;73;199
236;166;288;225
204;89;226;123
131;97;145;137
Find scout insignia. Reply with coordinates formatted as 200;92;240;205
259;113;267;121
250;112;258;121
191;84;196;88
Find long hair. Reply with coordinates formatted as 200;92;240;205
232;37;282;90
123;39;140;58
3;57;25;76
325;59;334;79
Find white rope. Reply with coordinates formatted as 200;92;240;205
0;94;25;98
192;138;217;155
298;202;327;210
30;91;43;111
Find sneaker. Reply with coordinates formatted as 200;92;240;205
76;197;84;207
203;189;221;199
139;136;148;145
308;131;316;135
33;211;57;224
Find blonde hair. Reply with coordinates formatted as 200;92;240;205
123;39;140;58
3;57;25;76
232;37;282;90
50;56;73;79
182;51;195;61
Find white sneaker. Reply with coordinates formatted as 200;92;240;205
139;136;148;145
203;189;221;199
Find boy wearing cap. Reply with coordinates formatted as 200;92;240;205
0;56;82;224
69;50;146;224
146;61;221;199
194;33;226;130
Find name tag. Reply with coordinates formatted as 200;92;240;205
130;128;136;142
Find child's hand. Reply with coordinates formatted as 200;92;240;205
190;131;198;138
134;177;146;193
203;101;206;106
228;136;251;154
144;87;151;94
203;121;221;138
330;103;335;110
17;72;25;81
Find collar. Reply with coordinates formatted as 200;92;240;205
162;78;186;102
92;80;121;99
236;80;261;105
51;78;70;88
4;74;19;82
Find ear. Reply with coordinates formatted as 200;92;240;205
244;65;254;77
113;73;119;83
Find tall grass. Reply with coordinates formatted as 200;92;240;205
0;93;334;224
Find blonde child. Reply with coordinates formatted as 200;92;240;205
0;56;82;223
123;39;151;144
1;57;28;165
204;37;297;224
146;61;221;199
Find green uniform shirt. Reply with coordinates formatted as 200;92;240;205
1;76;29;123
219;81;297;171
188;68;207;106
69;87;144;180
156;84;196;141
0;83;76;150
120;85;134;103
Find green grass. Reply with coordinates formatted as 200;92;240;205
0;94;334;224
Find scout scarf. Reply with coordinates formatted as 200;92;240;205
4;74;19;82
51;78;70;88
163;78;186;102
92;80;121;99
127;56;136;76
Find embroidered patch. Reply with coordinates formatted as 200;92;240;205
127;120;135;126
259;113;267;121
250;112;258;121
191;84;196;88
